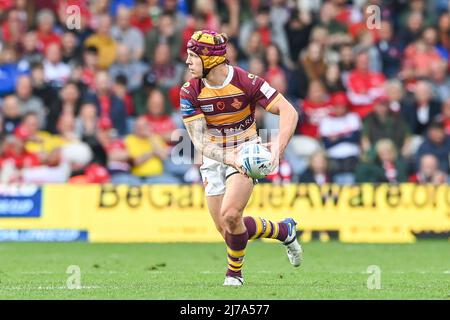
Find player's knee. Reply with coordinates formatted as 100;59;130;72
222;208;242;231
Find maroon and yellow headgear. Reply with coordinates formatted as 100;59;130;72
187;30;228;77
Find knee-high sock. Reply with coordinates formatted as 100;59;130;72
225;230;248;278
243;216;289;242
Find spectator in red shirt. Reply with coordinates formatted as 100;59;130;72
264;43;288;86
298;80;331;138
347;50;386;118
403;27;443;79
0;134;40;169
35;9;61;53
80;46;99;90
96;116;135;184
145;89;176;145
130;0;153;34
0;9;27;48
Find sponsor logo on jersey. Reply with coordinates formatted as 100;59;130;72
217;101;226;110
200;104;214;112
260;81;276;99
231;98;243;110
183;82;190;88
180;99;196;116
181;87;190;94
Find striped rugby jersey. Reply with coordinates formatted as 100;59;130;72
180;65;282;148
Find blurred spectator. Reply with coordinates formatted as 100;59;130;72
355;139;408;183
298;80;331;138
84;71;128;136
75;103;107;166
401;81;441;136
144;89;176;144
145;12;182;63
1;95;22;134
46;81;81;134
264;43;289;86
109;44;148;92
19;112;55;163
322;63;345;94
354;31;382;73
192;0;219;34
440;98;450;135
0;8;28;49
284;9;313;63
61;31;82;66
96;115;133;184
16;75;46;128
43;42;71;88
409;154;447;184
415;120;450;173
402;27;443;79
337;43;354;77
437;12;450;53
0;135;40;183
84;14;117;69
346;50;386;118
124;116;179;184
319;92;361;184
385;79;407;113
111;6;145;61
317;1;348;38
35;9;61;52
148;42;184;91
376;20;402;79
80;45;100;90
242;30;265;60
429;59;450;103
0;46;29;97
130;0;153;34
239;5;289;61
19;31;43;68
361;96;412;158
398;11;424;49
299;41;327;82
298;150;332;185
112;74;134;116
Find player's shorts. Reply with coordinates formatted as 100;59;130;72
199;156;239;196
199;138;261;197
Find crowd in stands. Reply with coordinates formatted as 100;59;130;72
0;0;449;185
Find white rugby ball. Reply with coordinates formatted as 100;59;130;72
239;143;273;179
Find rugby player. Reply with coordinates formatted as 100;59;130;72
180;30;302;286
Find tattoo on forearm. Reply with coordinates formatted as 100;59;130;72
185;118;227;163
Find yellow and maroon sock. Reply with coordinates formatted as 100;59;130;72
243;216;289;242
225;230;248;278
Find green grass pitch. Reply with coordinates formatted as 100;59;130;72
0;241;448;299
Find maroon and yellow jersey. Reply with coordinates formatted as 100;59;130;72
180;65;282;148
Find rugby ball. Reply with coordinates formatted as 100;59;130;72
239;143;273;179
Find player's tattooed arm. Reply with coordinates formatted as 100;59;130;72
185;117;246;174
185;117;227;163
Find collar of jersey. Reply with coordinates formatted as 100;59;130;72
202;65;234;89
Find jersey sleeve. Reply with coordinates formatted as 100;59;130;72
245;73;283;111
179;81;204;123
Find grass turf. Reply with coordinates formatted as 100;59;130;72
0;241;448;299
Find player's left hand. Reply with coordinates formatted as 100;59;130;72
262;142;281;173
226;145;249;177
